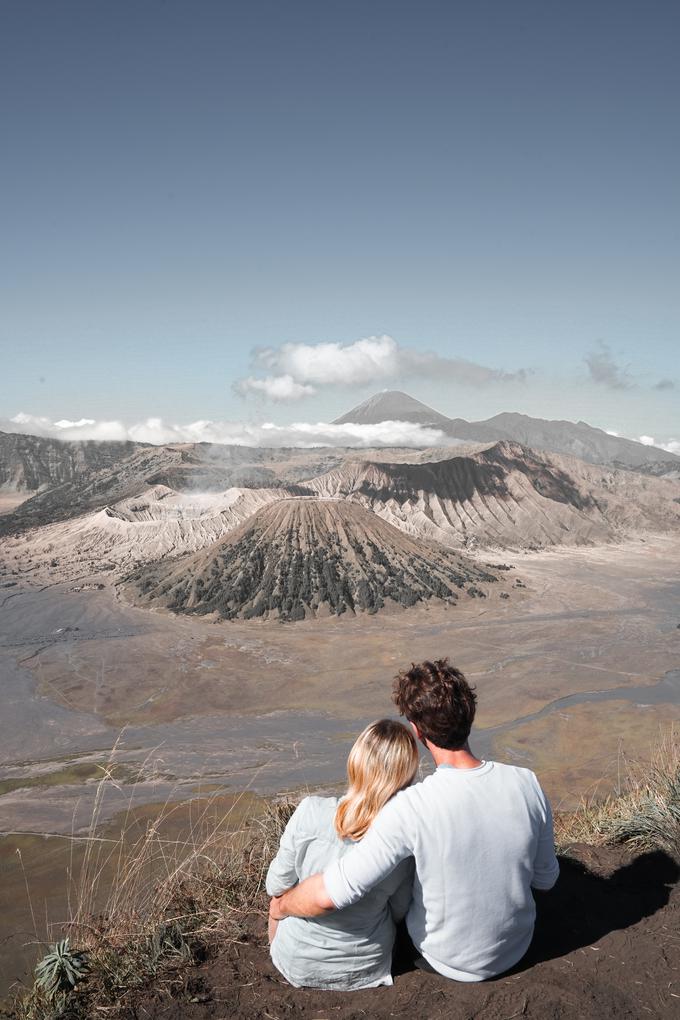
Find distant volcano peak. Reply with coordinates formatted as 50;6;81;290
333;390;453;430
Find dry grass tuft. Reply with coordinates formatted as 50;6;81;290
4;749;297;1020
555;726;680;859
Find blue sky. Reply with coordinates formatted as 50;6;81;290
1;1;678;444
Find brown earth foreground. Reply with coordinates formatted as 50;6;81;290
127;844;679;1020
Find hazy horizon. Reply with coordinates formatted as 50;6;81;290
1;384;678;455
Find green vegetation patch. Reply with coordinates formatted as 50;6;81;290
0;762;138;798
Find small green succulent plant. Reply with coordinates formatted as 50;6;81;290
34;938;89;999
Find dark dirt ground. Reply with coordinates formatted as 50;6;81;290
126;844;679;1020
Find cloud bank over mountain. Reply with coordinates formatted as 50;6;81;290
1;412;449;449
236;334;527;400
638;434;680;455
3;410;678;456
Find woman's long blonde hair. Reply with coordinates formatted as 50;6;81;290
334;719;419;842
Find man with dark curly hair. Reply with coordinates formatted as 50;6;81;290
270;658;559;982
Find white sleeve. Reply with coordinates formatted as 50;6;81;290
265;800;307;896
324;799;412;909
531;784;560;891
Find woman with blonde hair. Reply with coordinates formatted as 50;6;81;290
266;719;418;989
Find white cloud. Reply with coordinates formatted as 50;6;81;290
54;418;96;429
606;426;680;456
236;374;316;400
252;420;450;449
1;412;450;449
236;334;527;400
256;334;400;388
636;435;680;455
607;426;680;454
7;413;130;441
10;412;56;435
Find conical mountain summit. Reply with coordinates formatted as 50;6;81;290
333;390;454;430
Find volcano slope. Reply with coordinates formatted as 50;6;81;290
125;498;498;621
306;441;680;550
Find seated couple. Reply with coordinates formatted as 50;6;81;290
266;659;559;990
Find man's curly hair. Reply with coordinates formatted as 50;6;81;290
392;658;477;750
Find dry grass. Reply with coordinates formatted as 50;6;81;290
555;726;680;859
4;747;296;1020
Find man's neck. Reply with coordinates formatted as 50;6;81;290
428;741;483;770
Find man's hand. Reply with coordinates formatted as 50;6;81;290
269;895;287;922
270;873;335;919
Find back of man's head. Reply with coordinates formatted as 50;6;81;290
393;658;477;751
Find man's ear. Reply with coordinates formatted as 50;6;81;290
410;721;422;741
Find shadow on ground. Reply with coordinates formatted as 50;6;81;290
522;847;679;969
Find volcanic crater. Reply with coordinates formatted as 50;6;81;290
124;497;497;621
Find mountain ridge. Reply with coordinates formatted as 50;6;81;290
305;440;680;550
332;391;679;470
5;438;680;592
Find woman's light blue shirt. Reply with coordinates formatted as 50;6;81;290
266;795;414;990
